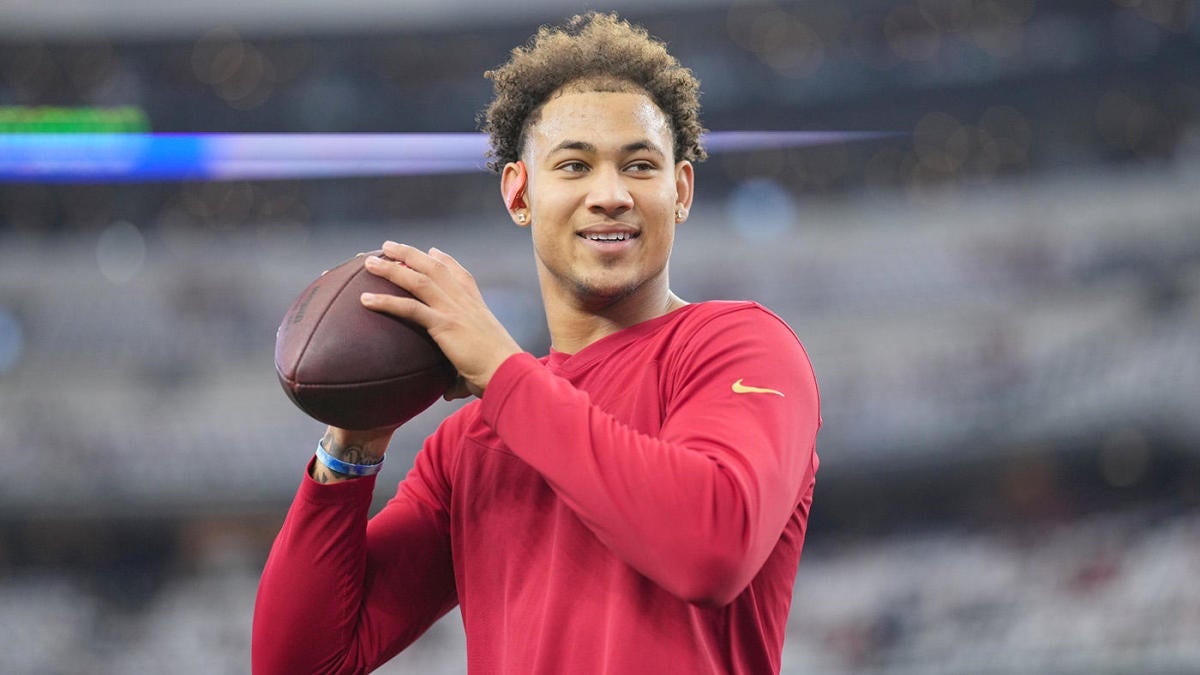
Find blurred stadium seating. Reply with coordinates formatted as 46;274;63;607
1;1;1198;672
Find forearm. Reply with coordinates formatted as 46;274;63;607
253;425;459;674
253;459;378;674
540;409;768;604
481;353;819;606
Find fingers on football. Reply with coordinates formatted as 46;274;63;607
427;246;475;284
360;291;436;327
382;241;481;301
364;253;449;308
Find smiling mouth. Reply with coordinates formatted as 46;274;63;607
580;232;640;242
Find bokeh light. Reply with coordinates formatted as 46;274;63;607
96;220;146;285
726;177;798;242
191;27;277;110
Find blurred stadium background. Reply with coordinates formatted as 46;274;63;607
1;0;1199;673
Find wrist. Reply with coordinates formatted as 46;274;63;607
316;440;385;477
324;426;392;459
474;347;524;396
310;427;391;483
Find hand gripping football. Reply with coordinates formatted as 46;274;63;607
274;251;456;430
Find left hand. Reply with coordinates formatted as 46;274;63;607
360;241;523;398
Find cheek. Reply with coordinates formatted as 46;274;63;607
643;187;679;222
530;188;575;222
529;221;567;261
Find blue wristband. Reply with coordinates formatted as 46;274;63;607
316;441;385;477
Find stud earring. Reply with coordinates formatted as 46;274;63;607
517;213;527;224
675;206;686;222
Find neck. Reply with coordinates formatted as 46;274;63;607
542;279;686;355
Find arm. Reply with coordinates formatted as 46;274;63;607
481;309;820;607
252;425;459;674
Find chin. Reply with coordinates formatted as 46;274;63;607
571;276;644;307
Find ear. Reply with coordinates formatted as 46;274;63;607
674;160;695;221
500;160;529;225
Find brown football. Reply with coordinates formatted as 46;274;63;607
274;250;455;430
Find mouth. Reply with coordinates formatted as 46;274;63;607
579;231;640;243
576;223;641;247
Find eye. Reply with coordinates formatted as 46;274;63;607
557;160;589;173
625;160;658;174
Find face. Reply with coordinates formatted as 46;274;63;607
506;89;693;312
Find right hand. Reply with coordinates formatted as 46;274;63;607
360;242;523;398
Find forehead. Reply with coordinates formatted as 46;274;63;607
527;90;672;156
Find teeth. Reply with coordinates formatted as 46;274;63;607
587;233;632;241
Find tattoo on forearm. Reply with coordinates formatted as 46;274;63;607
320;430;381;477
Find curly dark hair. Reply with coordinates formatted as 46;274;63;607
480;12;707;172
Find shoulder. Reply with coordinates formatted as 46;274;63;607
672;301;816;387
659;301;820;418
661;301;813;380
672;300;803;349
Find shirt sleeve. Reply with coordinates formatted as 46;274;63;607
479;305;820;607
252;417;461;675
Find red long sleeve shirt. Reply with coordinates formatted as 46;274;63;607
254;301;821;674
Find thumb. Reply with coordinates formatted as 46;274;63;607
442;373;475;401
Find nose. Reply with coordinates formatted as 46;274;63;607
585;165;634;217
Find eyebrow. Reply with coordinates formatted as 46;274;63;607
548;139;666;158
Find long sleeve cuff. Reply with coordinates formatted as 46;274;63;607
480;352;543;431
298;455;379;507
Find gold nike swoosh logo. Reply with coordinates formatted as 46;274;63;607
731;379;784;397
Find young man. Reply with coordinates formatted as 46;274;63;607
253;12;820;674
